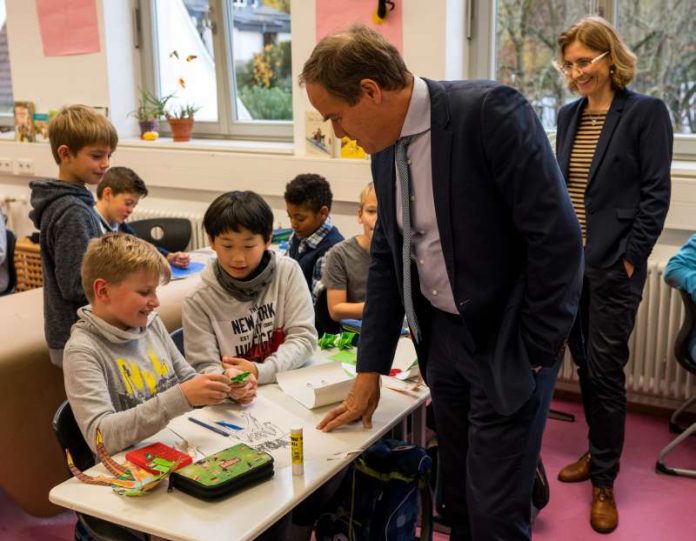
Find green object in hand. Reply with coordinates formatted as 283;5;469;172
230;371;251;384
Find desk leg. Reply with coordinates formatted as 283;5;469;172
412;403;427;448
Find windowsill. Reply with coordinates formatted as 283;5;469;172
118;136;294;155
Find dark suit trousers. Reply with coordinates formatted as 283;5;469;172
426;309;558;541
568;260;646;487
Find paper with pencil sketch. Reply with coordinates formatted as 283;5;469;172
276;362;354;409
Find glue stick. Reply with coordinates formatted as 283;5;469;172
290;427;304;475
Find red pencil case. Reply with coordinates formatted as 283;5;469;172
125;442;192;474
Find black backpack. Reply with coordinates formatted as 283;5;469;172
315;439;433;541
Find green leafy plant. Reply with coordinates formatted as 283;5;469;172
238;86;292;121
129;88;175;121
166;103;201;120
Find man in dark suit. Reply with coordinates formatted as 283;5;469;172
305;26;584;540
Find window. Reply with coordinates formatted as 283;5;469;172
138;0;292;140
471;0;695;155
0;0;14;128
615;0;695;136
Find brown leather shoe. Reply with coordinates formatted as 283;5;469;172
558;451;591;482
591;487;618;533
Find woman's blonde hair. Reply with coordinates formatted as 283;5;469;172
557;16;636;92
358;182;376;213
81;233;170;303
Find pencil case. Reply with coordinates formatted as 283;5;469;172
125;442;192;474
170;443;274;500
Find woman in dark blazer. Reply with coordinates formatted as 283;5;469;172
554;16;672;534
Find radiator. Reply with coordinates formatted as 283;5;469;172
557;259;694;409
127;208;208;250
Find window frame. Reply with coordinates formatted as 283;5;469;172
466;0;696;160
0;0;13;130
136;0;292;142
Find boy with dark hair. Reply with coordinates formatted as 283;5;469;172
183;191;316;384
284;173;344;296
64;233;255;454
95;166;190;268
30;105;118;367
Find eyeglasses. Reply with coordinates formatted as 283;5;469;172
555;51;609;76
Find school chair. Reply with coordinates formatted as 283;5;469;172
52;401;150;541
1;228;16;295
314;288;341;337
170;327;185;356
128;218;192;253
656;289;696;478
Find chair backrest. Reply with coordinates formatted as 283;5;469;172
52;400;95;473
314;287;341;336
170;327;185;356
674;290;696;374
127;218;192;253
1;228;17;295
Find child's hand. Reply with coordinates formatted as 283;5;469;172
224;367;257;405
180;373;231;407
167;252;191;268
222;356;259;379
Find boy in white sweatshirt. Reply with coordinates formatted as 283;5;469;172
63;233;256;454
183;191;317;384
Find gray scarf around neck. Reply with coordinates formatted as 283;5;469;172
213;250;276;302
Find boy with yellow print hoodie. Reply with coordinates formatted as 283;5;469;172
63;233;256;455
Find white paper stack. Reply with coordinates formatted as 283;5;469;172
276;362;354;409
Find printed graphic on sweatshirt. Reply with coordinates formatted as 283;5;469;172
115;350;179;410
212;301;286;364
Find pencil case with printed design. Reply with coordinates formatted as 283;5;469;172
170;443;274;500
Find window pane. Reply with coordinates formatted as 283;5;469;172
0;0;14;116
228;0;292;121
617;0;696;134
153;0;218;122
494;1;591;130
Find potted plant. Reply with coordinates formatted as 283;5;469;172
166;104;201;142
129;88;174;139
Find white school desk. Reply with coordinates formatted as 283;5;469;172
49;345;429;541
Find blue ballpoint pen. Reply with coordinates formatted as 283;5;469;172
215;421;243;431
188;416;229;437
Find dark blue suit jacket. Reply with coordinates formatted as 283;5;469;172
556;89;672;268
356;79;584;415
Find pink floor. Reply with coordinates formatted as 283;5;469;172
2;398;695;541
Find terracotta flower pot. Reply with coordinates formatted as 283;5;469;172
168;118;194;142
138;119;159;139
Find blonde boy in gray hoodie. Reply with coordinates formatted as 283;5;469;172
183;191;317;384
64;233;256;454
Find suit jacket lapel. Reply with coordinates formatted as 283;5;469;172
587;90;628;187
559;98;586;179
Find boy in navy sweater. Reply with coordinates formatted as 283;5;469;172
94;166;190;268
30;105;118;367
284;174;343;299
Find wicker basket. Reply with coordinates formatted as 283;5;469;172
14;237;43;292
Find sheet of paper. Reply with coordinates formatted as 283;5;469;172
315;0;403;52
36;0;101;57
390;339;420;380
277;362;354;409
162;396;346;469
169;260;205;280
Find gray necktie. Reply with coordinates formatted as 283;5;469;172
396;136;421;343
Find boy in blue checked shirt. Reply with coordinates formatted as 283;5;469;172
284;174;343;300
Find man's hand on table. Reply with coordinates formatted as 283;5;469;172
317;372;381;432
